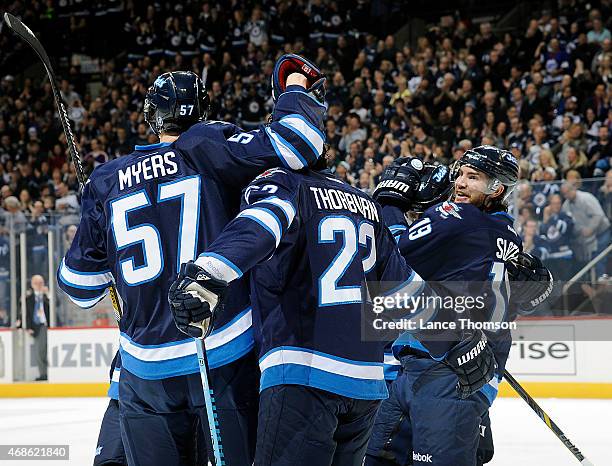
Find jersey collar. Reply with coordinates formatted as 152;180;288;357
490;211;515;222
134;141;173;151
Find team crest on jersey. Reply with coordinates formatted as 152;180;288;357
255;167;285;180
436;201;462;219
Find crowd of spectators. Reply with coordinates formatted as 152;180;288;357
0;1;610;316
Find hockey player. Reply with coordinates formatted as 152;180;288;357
57;55;327;466
167;160;498;465
93;352;126;466
365;147;554;466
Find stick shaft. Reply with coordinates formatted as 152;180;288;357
195;339;225;465
4;12;123;321
503;370;591;464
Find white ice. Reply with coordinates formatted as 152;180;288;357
0;397;608;465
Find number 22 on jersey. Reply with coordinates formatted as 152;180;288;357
318;215;376;306
110;175;201;285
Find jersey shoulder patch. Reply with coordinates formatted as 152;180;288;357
253;167;290;181
435;201;463;220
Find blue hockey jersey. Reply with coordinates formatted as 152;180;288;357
383;201;523;394
57;87;326;380
198;168;452;400
539;212;574;259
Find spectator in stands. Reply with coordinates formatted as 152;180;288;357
561;147;589;178
27;200;49;278
521;218;549;258
0;2;610;319
0;232;9;311
599;169;612;222
561;182;610;274
339;113;367;153
542;193;575;279
1;197;27;233
590;125;611;176
587;18;611;44
0;308;8;327
25;274;50;381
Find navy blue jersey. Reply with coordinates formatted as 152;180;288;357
107;351;121;400
383;201;523;380
539;212;574;259
199;168;440;400
532;182;560;218
57;87;326;380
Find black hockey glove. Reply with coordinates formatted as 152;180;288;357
444;329;497;399
506;252;554;313
168;261;228;339
272;53;326;104
373;157;424;211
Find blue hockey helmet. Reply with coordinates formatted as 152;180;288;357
144;71;210;135
452;145;519;202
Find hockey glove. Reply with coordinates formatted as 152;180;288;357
272;53;326;104
373;157;424;211
168;261;228;339
445;329;497;399
506;252;554;313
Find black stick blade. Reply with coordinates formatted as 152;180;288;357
4;12;56;78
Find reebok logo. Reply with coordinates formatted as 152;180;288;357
412;451;433;463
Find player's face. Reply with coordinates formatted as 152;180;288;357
453;165;489;206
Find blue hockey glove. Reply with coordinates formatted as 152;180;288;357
168;261;228;339
506;252;554;313
445;329;497;399
373;157;424;211
272;54;326;104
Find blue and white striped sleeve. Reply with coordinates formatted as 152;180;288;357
57;181;112;309
195;170;298;282
265;85;326;169
57;259;111;308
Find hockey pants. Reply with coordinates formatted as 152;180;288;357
365;355;493;466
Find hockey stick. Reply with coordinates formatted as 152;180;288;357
195;339;225;465
503;370;593;465
3;12;123;322
4;14;226;464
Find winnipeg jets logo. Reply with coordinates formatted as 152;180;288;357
95;446;103;456
255;167;285;180
436;201;462;219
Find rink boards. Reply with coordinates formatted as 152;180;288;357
1;317;611;398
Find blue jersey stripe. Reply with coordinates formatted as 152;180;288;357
260;364;388;400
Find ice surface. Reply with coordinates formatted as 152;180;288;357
0;397;608;465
